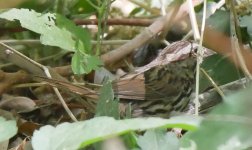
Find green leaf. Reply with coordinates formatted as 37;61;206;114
0;117;17;142
71;0;97;14
55;14;91;53
31;116;201;150
200;54;243;92
129;7;143;16
0;8;99;74
181;84;252;150
71;51;85;74
82;55;103;73
240;15;252;39
138;129;179;150
206;10;230;35
122;132;139;149
0;8;75;51
18;0;53;12
95;80;119;119
71;53;103;74
0;9;91;52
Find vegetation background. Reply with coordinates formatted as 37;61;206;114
0;0;252;149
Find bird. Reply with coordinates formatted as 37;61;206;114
33;41;197;118
115;55;196;117
113;40;197;117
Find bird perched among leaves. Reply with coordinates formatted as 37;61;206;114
115;41;197;117
33;41;197;118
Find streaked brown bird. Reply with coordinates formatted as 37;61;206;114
33;41;197;118
115;41;196;117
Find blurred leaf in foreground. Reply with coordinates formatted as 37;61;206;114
32;115;201;150
137;129;179;150
240;15;252;39
0;117;17;142
181;84;252;150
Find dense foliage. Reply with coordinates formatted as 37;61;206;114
0;0;252;150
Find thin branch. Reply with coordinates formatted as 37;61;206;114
0;18;154;34
75;18;154;26
101;1;189;66
196;0;207;115
43;67;78;122
228;0;252;79
187;0;201;116
187;0;200;41
200;68;225;98
0;39;130;45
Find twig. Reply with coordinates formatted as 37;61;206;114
12;82;46;88
75;18;153;26
159;0;166;16
101;1;189;66
195;0;207;115
203;26;252;75
43;67;78;122
198;77;249;113
228;0;252;79
0;39;129;45
187;0;200;41
0;18;154;34
0;51;66;69
200;68;225;98
187;0;202;116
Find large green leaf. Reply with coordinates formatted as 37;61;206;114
31;116;201;150
181;84;252;150
137;129;179;150
0;117;17;142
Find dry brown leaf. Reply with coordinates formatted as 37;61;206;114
0;94;36;113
